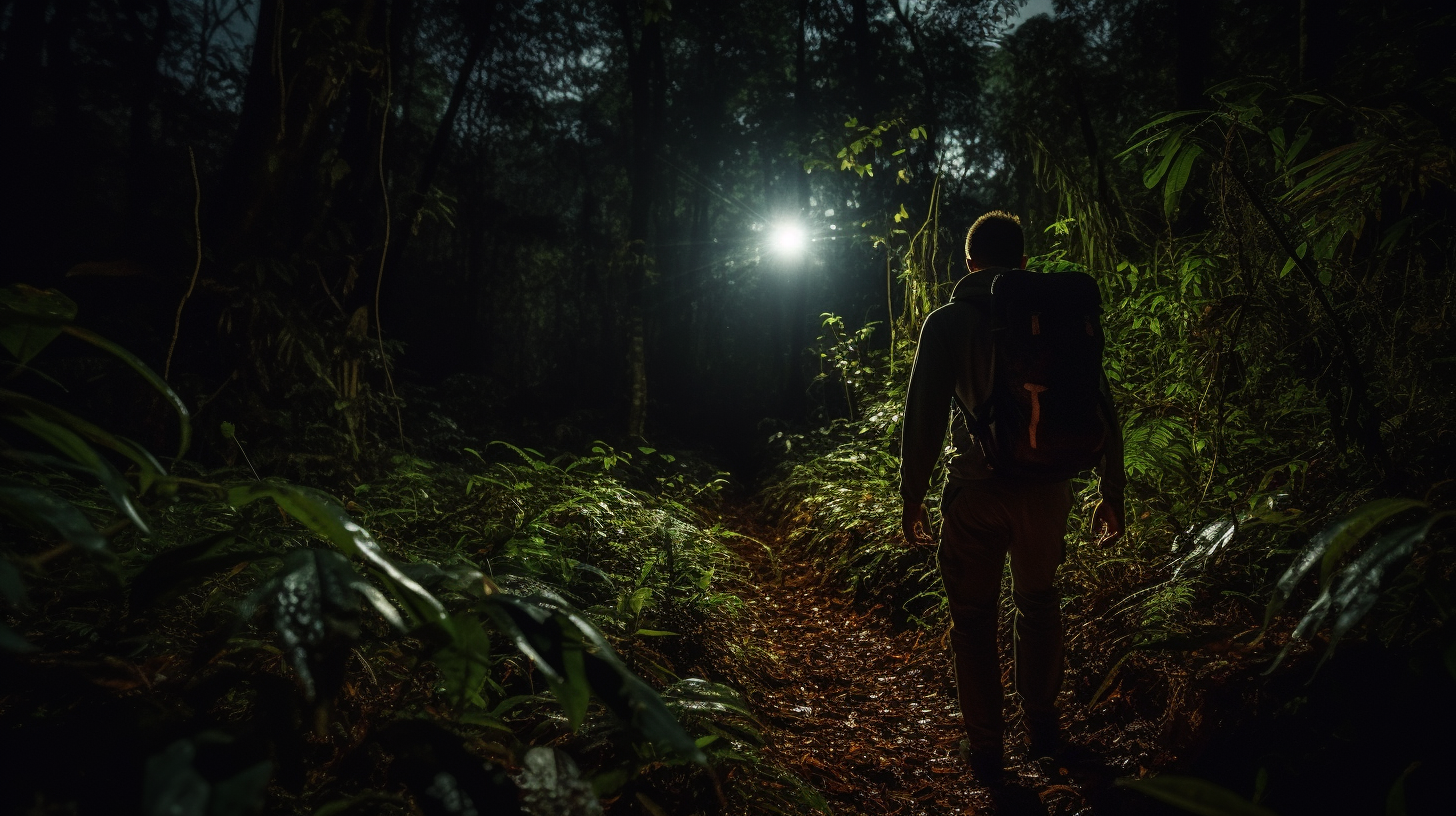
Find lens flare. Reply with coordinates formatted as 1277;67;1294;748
769;222;807;255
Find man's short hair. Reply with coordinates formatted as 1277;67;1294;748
964;211;1025;269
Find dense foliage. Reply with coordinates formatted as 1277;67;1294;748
0;288;830;814
2;0;1454;814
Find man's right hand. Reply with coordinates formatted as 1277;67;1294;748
903;501;935;548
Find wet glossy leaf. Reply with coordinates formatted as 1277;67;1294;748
0;478;106;552
435;613;491;710
479;595;590;729
662;678;763;747
1313;512;1452;672
1263;498;1425;629
1163;143;1204;217
228;482;447;627
514;746;603;816
400;561;488;596
1117;775;1279;816
1270;512;1451;676
1314;499;1426;584
243;549;404;700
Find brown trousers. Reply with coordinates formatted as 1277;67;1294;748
938;477;1073;754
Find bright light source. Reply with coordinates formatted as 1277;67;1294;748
769;222;807;255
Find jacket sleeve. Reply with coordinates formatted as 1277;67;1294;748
899;314;957;506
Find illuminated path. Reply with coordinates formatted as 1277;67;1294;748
710;511;1136;816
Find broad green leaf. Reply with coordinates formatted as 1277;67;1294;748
487;592;704;762
0;388;166;490
526;594;705;764
1140;125;1191;188
662;678;757;720
1262;498;1425;629
227;482;446;627
0;478;106;552
61;325;191;459
6;412;149;533
1315;498;1425;584
0;285;75;363
435;613;491;710
1386;762;1418;816
1163;144;1204;217
582;649;706;764
1124;109;1208;144
242;549;405;701
1117;775;1279;816
1314;512;1452;672
479;595;591;729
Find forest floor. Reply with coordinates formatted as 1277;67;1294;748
706;510;1150;816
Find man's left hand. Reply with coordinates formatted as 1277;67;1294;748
902;501;935;548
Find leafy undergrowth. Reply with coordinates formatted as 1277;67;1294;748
704;512;1153;816
0;285;826;816
764;402;1456;816
0;439;844;815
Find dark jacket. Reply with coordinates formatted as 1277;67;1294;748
898;268;1124;506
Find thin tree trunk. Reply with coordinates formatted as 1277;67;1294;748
415;15;492;197
616;0;664;439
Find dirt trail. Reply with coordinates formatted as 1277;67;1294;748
716;515;1128;816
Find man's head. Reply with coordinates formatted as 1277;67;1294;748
964;210;1026;273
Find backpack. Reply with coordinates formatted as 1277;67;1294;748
954;268;1109;481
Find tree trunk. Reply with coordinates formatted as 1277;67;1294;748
209;0;379;255
414;9;493;198
616;0;665;439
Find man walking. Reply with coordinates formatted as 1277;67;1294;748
899;211;1125;785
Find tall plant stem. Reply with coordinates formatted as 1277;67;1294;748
164;147;203;382
374;18;405;447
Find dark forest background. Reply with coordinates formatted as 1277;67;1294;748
6;0;1406;471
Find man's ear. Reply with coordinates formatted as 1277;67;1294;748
965;256;976;274
1020;254;1029;269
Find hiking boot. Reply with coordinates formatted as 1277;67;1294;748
958;739;1006;787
